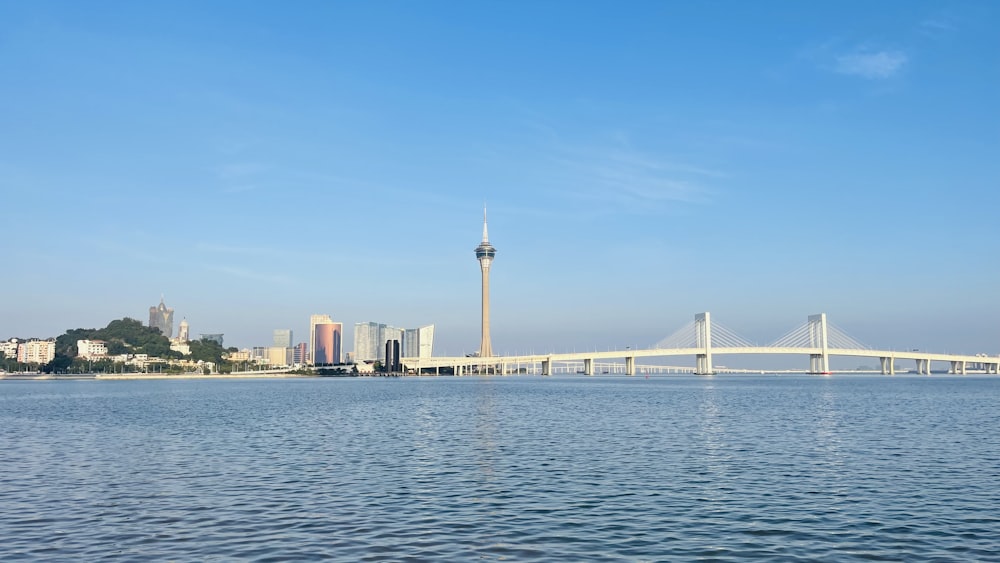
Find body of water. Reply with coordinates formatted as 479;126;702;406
1;375;998;561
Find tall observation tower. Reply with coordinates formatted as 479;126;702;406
475;207;496;360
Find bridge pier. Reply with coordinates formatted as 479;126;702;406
541;359;551;376
584;358;593;376
625;356;635;376
915;358;931;375
807;314;830;374
880;357;896;375
695;312;714;375
949;360;966;375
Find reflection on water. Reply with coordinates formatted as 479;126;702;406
1;376;999;561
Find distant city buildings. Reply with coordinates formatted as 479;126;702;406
273;329;292;348
355;322;435;362
77;339;108;360
293;342;308;365
148;296;175;338
17;339;56;364
267;346;292;367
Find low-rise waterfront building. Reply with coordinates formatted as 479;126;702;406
267;346;291;367
1;339;19;359
77;339;108;360
226;349;252;362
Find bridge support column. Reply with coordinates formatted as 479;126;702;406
916;358;931;375
625;356;635;376
808;314;830;374
695;312;714;375
584;358;593;376
541;359;550;376
880;357;895;375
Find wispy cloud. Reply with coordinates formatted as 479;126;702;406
917;17;957;38
550;146;719;211
834;50;908;79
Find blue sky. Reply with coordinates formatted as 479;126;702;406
2;1;998;359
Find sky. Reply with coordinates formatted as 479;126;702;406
2;1;998;361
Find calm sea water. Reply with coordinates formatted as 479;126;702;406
1;375;998;561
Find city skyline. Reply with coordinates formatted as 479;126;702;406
1;2;998;357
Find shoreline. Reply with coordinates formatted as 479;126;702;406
0;373;314;381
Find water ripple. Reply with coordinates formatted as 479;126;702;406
2;376;999;560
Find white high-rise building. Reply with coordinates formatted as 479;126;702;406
417;325;435;358
354;322;386;362
402;325;435;358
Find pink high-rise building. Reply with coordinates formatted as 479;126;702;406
313;323;342;365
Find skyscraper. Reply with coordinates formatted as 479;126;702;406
314;322;342;365
354;321;386;362
475;208;496;358
177;318;190;342
309;314;333;363
148;296;175;338
417;324;435;358
403;324;435;358
273;329;292;348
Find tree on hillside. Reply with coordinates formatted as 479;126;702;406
188;338;227;364
55;328;98;357
50;317;173;359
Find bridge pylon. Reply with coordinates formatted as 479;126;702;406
695;312;714;375
808;313;830;374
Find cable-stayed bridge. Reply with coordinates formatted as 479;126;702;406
403;313;1000;376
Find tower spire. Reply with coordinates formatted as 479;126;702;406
482;205;489;243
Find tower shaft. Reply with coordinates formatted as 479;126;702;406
480;262;492;358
